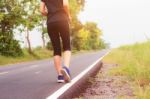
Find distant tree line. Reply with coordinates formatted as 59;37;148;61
0;0;107;57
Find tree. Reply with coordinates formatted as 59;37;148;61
84;22;103;49
73;28;90;50
41;21;47;48
38;18;47;49
69;0;85;33
21;0;41;53
72;22;107;50
0;0;26;56
69;0;86;49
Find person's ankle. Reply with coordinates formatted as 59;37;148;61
58;73;63;76
63;65;69;69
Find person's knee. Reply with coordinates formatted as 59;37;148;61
54;52;61;56
63;47;71;52
54;49;61;56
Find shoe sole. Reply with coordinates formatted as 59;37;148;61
61;69;71;83
57;80;64;83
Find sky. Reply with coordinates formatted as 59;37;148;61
15;0;150;48
78;0;150;47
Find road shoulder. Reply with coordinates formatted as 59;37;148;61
74;63;135;99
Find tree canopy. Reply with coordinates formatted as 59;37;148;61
0;0;107;56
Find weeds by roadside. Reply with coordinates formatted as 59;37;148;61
103;41;150;99
0;48;100;66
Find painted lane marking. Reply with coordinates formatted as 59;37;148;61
35;71;42;74
30;65;39;68
0;72;9;75
46;50;111;99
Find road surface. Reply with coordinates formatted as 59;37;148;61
0;50;109;99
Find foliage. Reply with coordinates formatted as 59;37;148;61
46;42;53;50
0;0;106;56
21;0;41;31
0;48;53;66
84;22;104;49
0;0;26;56
72;28;90;50
0;0;43;55
103;41;150;99
69;0;85;35
72;22;106;50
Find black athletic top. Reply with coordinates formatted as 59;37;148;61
41;0;69;23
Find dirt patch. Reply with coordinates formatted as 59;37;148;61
73;63;136;99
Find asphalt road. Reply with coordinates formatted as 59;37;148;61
0;49;109;99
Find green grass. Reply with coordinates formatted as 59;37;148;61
103;41;150;99
0;48;53;66
0;48;100;66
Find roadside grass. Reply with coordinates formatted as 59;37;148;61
103;41;150;99
0;48;100;66
0;48;53;66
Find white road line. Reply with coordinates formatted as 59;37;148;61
0;71;9;75
46;50;111;99
30;65;39;68
35;71;42;74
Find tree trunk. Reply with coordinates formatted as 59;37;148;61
41;21;46;48
42;32;45;48
26;27;32;53
41;21;45;48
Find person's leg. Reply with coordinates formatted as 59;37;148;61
54;55;62;75
63;50;71;68
59;21;71;82
59;21;71;68
47;23;62;75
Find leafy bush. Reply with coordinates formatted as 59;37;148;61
0;36;23;56
46;42;53;50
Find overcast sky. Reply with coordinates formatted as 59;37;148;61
15;0;150;48
78;0;150;47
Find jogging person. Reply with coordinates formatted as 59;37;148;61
40;0;71;83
